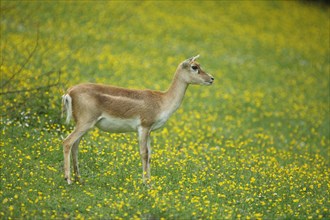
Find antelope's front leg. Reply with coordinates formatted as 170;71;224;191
138;127;151;183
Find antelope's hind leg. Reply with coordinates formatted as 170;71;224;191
72;137;83;183
63;123;92;184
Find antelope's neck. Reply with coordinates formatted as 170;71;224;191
162;73;188;115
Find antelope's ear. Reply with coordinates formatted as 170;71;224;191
182;55;200;68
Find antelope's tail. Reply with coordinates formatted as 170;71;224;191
62;94;72;124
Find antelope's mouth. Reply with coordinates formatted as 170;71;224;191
203;81;213;86
206;78;214;85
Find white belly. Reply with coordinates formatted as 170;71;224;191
96;114;140;133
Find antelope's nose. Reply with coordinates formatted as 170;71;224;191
211;77;214;81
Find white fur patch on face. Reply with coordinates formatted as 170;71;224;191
96;114;140;133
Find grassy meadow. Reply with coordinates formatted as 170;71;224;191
1;1;329;219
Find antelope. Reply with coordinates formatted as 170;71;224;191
62;55;214;184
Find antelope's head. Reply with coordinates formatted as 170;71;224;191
179;55;214;86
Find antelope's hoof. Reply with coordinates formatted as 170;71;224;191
142;178;153;188
65;178;72;185
74;177;84;185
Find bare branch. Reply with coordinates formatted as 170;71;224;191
1;26;40;88
0;70;61;95
0;83;59;95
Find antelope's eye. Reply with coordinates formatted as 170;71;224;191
192;66;198;71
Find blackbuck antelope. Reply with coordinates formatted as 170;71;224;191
62;55;214;184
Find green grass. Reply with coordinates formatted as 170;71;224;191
1;1;329;219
